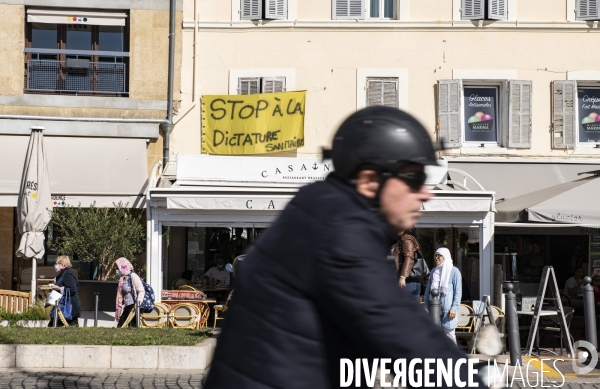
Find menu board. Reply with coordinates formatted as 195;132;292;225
591;235;600;276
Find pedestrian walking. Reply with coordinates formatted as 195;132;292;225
115;257;145;328
48;255;80;327
205;106;480;389
424;248;462;344
393;228;428;301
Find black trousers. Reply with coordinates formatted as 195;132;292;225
117;304;138;328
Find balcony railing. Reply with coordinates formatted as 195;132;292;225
26;59;127;95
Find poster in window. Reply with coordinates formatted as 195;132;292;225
463;87;498;142
577;88;600;143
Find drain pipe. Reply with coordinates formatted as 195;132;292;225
161;0;177;167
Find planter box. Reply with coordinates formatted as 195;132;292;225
0;320;47;327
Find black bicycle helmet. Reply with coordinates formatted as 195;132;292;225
326;106;440;180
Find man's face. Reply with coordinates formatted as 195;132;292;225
378;165;433;231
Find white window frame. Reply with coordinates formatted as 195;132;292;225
366;0;397;19
567;71;600;149
229;69;295;95
452;0;516;21
356;69;408;110
460;82;504;146
233;0;296;21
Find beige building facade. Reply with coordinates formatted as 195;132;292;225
0;0;182;290
149;0;600;300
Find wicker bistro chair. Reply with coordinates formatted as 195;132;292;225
456;304;475;332
213;290;234;328
140;304;169;328
178;285;197;291
169;303;200;329
172;278;191;290
196;303;211;330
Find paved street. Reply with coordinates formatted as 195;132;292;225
0;368;599;388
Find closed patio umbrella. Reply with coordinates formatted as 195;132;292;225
16;127;53;301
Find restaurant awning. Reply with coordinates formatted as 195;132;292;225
447;159;600;201
0;135;148;208
495;173;600;224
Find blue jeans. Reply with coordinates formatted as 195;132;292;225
404;280;421;302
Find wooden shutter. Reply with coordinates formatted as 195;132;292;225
552;80;577;149
508;80;532;148
265;0;287;19
576;0;599;20
333;0;365;20
262;77;286;93
437;79;462;148
238;77;260;95
366;78;398;108
461;0;485;20
241;0;262;20
488;0;507;20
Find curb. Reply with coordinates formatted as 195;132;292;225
0;338;216;369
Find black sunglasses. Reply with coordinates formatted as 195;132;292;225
393;171;428;191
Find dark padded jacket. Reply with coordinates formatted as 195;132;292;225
55;267;81;318
205;174;477;389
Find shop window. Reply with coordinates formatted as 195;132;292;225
437;79;532;149
238;77;286;94
24;8;129;97
241;0;288;20
461;0;507;21
576;0;600;20
552;80;600;149
366;77;398;107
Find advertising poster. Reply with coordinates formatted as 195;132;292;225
577;88;600;143
463;87;498;142
591;235;600;276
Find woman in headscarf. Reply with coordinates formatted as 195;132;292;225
424;248;462;344
115;257;145;327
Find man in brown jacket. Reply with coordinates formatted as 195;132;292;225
394;228;424;301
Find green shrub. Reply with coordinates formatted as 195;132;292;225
0;301;49;326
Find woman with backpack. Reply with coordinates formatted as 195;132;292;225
115;257;145;328
393;228;428;301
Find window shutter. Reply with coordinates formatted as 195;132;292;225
366;78;398;108
461;0;485;20
265;0;287;19
333;0;365;20
488;0;507;20
576;0;599;20
508;80;532;148
438;79;462;148
238;77;260;95
552;80;577;149
241;0;262;20
262;77;286;93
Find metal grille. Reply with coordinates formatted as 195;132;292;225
26;60;126;95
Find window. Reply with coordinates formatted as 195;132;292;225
238;77;286;94
369;0;395;18
366;78;398;107
461;0;507;20
552;80;600;148
576;0;600;20
437;79;532;149
24;8;129;96
241;0;287;20
333;0;401;20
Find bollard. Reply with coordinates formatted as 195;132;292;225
582;277;598;350
53;305;58;328
430;289;441;326
94;293;100;328
136;301;141;328
504;283;522;366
